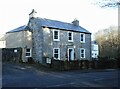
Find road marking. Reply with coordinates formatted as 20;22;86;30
20;67;26;70
81;81;104;87
105;69;117;71
48;81;105;87
47;82;75;87
36;71;65;78
94;78;105;81
48;73;65;78
50;72;73;78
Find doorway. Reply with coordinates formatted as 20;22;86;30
68;48;74;61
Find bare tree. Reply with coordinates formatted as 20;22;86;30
94;26;118;59
91;0;120;8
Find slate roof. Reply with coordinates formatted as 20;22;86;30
7;25;31;33
37;18;91;33
7;18;91;34
91;41;98;44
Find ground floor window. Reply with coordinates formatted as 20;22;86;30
25;48;31;57
80;48;85;58
53;48;60;60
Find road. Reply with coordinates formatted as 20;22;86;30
2;62;119;88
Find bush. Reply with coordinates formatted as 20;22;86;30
44;58;118;71
51;59;64;70
28;57;34;64
96;59;118;69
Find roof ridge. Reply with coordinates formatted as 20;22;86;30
36;17;91;33
37;17;73;25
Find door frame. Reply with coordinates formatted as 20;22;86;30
68;48;74;61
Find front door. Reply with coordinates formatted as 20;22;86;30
68;48;74;61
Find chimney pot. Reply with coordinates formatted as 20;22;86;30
72;18;79;26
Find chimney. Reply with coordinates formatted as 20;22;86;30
72;18;79;26
29;9;37;19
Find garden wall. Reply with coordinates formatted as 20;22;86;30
1;48;22;62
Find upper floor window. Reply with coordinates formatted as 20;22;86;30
53;30;60;41
25;48;32;57
68;32;73;42
53;48;60;60
80;33;85;43
80;48;85;58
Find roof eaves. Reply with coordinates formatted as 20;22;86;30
7;25;31;33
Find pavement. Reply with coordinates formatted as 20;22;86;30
2;62;120;88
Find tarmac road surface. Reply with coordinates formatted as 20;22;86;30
2;62;119;88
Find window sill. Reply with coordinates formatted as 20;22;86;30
53;40;60;41
80;42;85;44
68;40;73;42
54;58;60;60
25;56;32;57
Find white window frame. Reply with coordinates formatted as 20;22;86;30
80;33;85;43
53;48;60;60
53;30;60;41
25;48;32;57
80;48;85;58
68;32;73;42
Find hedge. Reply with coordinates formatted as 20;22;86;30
45;59;118;70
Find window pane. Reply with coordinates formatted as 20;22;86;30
81;34;83;37
54;31;58;35
26;53;30;56
69;37;72;40
69;33;71;36
54;49;58;53
54;35;58;39
81;49;84;53
81;38;83;41
26;49;30;52
54;54;58;58
81;54;84;58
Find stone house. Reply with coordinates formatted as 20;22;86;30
6;15;91;63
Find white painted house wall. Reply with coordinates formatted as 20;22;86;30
0;34;6;48
92;44;99;58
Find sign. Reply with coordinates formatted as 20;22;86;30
46;58;51;64
14;49;17;53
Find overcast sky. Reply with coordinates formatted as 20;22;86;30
0;0;118;39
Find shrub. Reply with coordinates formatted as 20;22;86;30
96;59;118;69
28;57;34;64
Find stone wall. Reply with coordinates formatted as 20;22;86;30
1;48;22;62
29;18;43;63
